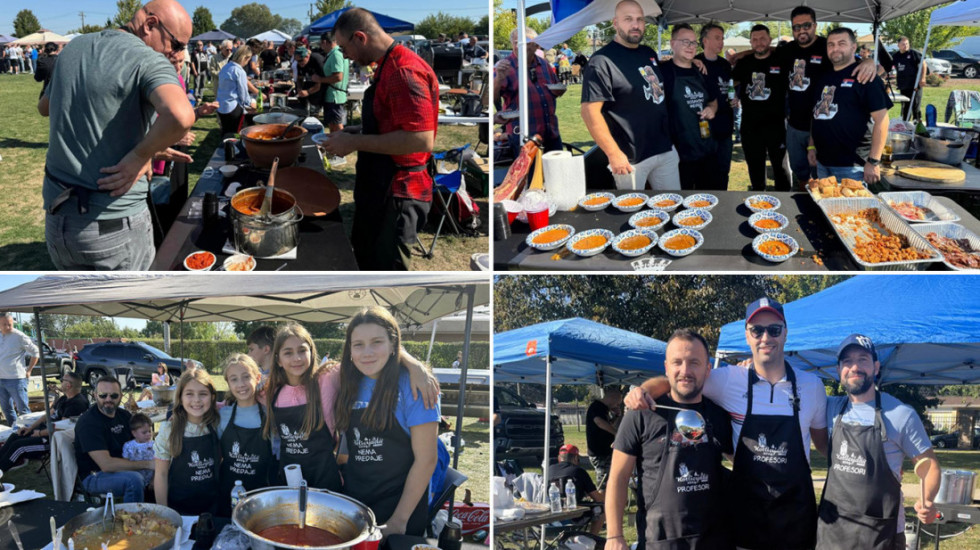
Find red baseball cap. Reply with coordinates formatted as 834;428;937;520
558;444;579;456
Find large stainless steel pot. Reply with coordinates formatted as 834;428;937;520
887;132;913;154
233;486;380;550
935;469;977;505
230;187;303;258
240;123;308;168
254;111;300;125
150;385;176;405
915;127;971;165
60;502;182;550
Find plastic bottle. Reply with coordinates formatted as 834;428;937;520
926;104;937;127
230;480;246;510
256;91;264;113
699;119;711;139
727;79;735;101
564;479;577;510
548;482;561;513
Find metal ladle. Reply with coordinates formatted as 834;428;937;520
274;118;302;141
653;405;707;441
298;480;308;530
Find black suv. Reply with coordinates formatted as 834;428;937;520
493;386;564;463
74;342;186;387
931;50;980;78
34;342;74;378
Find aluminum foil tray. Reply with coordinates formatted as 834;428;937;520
878;191;961;223
910;222;980;271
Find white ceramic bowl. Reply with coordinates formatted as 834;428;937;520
183;251;216;271
613;193;649;213
219;165;238;178
672;208;713;231
566;229;615;257
223;254;256;271
647;193;684;212
578;192;615;212
611;229;659;257
748;211;790;234
658;228;704;257
745;194;782;213
752;232;800;262
682;193;719;211
525;224;575;251
629;209;670;231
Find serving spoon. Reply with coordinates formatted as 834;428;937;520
257;157;280;219
274;118;302;141
649;405;707;441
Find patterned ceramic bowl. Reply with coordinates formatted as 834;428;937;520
672;208;713;231
752;232;800;262
566;229;615;257
657;228;704;257
611;229;659;257
578;192;615;212
613;193;649;213
628;209;670;231
647;193;684;212
745;194;782;213
748;211;790;234
525;224;575;251
682;193;719;211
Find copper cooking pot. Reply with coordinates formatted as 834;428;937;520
240;123;308;168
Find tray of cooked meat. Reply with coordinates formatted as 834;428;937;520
878;191;960;224
910;222;980;271
819;198;942;270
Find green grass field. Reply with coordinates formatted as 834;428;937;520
0;73;488;270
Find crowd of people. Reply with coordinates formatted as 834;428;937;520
0;306;447;537
496;0;929;194
1;43;39;74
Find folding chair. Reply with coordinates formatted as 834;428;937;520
417;145;470;259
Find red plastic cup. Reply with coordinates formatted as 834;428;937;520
352;528;383;550
502;200;522;224
526;203;549;231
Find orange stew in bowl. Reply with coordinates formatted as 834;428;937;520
688;200;711;208
750;200;775;209
572;235;608;250
754;219;782;229
186;252;215;270
635;216;663;227
663;235;697;250
759;240;792;256
654;199;676;208
677;216;705;226
617;197;645;207
618;235;652;250
583;196;610;206
532;228;570;245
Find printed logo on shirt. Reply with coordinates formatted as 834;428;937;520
280;423;310;455
841;79;855;88
188;450;215;482
789;59;810;91
110;424;124;434
769;66;780;74
352;426;385;463
811;56;823;64
683;85;705;111
813;85;839;119
638;66;665;104
750;432;789;464
228;440;261;476
832;439;868;476
675;462;711;493
748;72;771;100
649;57;658;67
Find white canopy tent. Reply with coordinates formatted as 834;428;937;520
249;29;292;44
911;0;980;120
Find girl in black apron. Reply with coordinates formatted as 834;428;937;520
334;307;440;538
217;353;274;517
153;369;221;516
262;323;342;492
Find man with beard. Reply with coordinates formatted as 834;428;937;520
74;376;150;502
695;23;735;190
606;329;733;550
892;36;928;122
581;0;680;191
808;27;891;184
816;335;940;550
626;298;828;550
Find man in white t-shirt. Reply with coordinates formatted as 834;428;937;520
627;296;828;550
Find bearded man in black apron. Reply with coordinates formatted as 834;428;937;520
320;8;439;271
627;298;831;550
816;334;940;550
607;329;733;549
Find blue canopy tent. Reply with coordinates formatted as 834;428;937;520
190;29;237;42
301;7;414;36
716;275;980;385
495;317;667;506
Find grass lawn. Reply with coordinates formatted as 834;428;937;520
0;73;488;270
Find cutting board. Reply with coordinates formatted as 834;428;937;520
892;160;966;183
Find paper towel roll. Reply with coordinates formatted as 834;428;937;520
542;150;586;211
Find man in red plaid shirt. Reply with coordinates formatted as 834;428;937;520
322;8;439;270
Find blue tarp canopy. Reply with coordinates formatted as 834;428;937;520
0;34;16;44
717;275;980;385
190;29;237;42
494;318;667;385
303;7;414;36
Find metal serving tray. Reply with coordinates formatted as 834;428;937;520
818;197;942;271
878;191;961;223
910;222;980;271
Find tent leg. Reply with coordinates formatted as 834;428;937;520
35;308;54;441
448;285;476;521
541;354;553;550
426;320;438;365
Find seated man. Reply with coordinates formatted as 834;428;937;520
0;372;88;471
548;444;605;535
74;376;151;502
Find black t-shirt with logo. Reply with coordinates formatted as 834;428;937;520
296;52;327;106
732;52;788;125
661;61;719;161
53;393;89;420
74;406;134;477
777;36;834;131
811;62;892;167
893;49;923;90
694;53;734;137
581;41;673;163
259;49;279;72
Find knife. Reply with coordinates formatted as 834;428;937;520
8;520;24;550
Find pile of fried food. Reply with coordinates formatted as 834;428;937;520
924;232;980;269
806;177;874;200
830;208;934;264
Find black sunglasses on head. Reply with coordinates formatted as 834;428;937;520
747;324;784;338
98;392;121;400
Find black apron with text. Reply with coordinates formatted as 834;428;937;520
667;69;717;162
272;386;341;492
218;403;274;517
168;427;220;516
645;408;731;549
342;408;427;536
816;392;901;550
730;366;816;550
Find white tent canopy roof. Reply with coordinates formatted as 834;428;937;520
249;29;292;43
0;274;489;326
930;0;980;25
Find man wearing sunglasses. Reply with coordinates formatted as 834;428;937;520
74;376;151;502
626;297;829;549
37;0;195;270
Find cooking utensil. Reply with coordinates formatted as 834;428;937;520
892;159;966;183
299;480;308;529
8;520;24;550
230;186;303;258
274;167;341;218
915;127;971;165
102;492;116;534
276;118;302;141
887;132;913;154
258;157;280;219
936;469;977;505
51;516;58;550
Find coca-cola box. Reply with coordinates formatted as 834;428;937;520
442;501;490;535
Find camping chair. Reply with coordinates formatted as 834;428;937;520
427;467;468;536
417;144;470;259
944;90;980;128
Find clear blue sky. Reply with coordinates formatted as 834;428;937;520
0;275;146;331
4;0;490;36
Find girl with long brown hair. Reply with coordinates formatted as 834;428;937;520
334;307;439;537
153;368;221;516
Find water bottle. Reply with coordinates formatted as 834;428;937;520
548;482;561;513
926;104;937;127
256;91;264;113
564;479;577;510
230;480;246;510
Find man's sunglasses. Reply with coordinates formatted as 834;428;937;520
147;11;185;52
792;22;814;32
98;393;121;400
747;324;784;338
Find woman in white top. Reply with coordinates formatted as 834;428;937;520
216;45;258;136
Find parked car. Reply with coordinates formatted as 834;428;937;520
930;431;960;449
924;57;953;77
493;386;564;463
931;49;980;78
972;426;980;449
35;342;74;378
74;341;188;387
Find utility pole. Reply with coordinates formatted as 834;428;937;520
309;3;314;23
79;11;85;29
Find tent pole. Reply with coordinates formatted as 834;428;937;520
36;307;54;444
426;319;438;365
541;353;553;550
517;0;530;147
446;286;476;523
908;24;933;122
